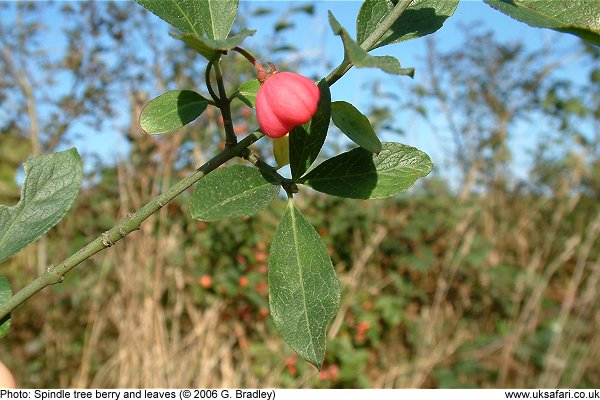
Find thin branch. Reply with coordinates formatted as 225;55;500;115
0;0;418;319
213;59;237;147
325;0;414;87
0;131;265;320
240;148;297;197
205;53;221;103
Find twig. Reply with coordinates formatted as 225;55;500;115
325;0;414;86
0;131;265;320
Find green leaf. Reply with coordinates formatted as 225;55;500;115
268;200;340;369
300;142;432;199
0;149;83;263
329;12;414;77
234;79;261;108
136;0;238;40
171;29;256;60
140;90;209;135
357;0;459;50
331;101;382;153
290;80;331;181
189;165;280;221
483;0;600;45
0;276;11;338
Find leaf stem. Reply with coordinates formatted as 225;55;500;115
0;131;265;320
325;0;414;87
240;148;296;194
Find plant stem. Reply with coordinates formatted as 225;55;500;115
205;53;221;103
0;131;264;320
325;0;414;87
0;1;416;320
232;47;266;77
213;60;237;147
240;148;295;190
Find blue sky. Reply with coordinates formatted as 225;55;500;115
3;1;591;181
239;1;589;181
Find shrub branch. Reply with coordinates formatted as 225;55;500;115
0;2;416;320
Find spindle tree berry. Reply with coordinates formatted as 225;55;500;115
256;72;320;138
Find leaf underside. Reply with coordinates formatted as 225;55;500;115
0;276;12;338
140;90;209;135
483;0;600;45
329;12;414;77
356;0;460;50
0;148;83;264
189;165;280;221
136;0;239;40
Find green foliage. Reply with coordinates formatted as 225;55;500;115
139;90;209;135
0;149;82;263
484;0;600;45
331;101;382;153
189;165;281;221
0;277;11;338
136;0;239;40
300;143;433;199
290;80;332;180
268;200;340;369
234;79;260;108
170;29;256;59
329;12;414;78
356;0;459;50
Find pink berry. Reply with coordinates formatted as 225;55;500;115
256;72;320;138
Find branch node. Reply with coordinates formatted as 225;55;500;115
45;265;64;284
101;232;114;247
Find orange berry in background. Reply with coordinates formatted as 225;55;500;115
255;281;267;294
239;276;248;287
234;123;248;135
357;321;370;332
199;275;213;288
361;300;373;310
319;369;330;381
255;251;267;263
259;307;269;318
328;364;340;381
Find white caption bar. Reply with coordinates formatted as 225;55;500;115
0;389;599;400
